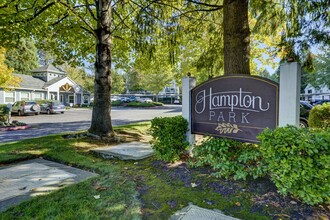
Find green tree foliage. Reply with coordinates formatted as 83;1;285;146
123;70;143;93
1;0;330;136
111;70;125;94
307;50;330;88
133;48;175;94
5;38;39;75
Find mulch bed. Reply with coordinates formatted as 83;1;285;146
138;160;330;219
0;125;31;132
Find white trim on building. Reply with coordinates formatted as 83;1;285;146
301;83;330;102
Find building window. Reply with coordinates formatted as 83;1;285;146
5;91;15;103
21;92;30;101
307;89;312;94
35;92;43;100
50;93;57;100
68;95;74;104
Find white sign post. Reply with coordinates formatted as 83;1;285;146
279;62;301;127
182;76;196;147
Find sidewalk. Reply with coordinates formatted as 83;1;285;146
0;158;97;212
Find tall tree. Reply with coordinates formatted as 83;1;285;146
0;0;130;137
5;38;39;75
307;50;330;88
1;0;330;137
111;70;125;94
223;0;250;75
134;52;175;95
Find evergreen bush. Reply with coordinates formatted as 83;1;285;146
149;116;188;162
308;103;330;128
258;126;330;205
0;105;9;122
191;137;267;180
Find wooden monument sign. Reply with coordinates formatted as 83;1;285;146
191;75;279;143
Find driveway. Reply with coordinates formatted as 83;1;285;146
0;105;182;143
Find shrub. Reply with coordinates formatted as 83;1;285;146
191;137;267;180
127;101;153;107
111;100;122;106
258;126;330;205
152;102;164;106
308;103;330;128
0;105;10;122
149;116;189;162
126;102;163;107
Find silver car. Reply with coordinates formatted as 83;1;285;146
11;101;40;116
40;101;65;114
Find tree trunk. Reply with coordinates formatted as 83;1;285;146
89;0;114;136
223;0;250;75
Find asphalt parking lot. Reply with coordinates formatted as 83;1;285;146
0;105;182;143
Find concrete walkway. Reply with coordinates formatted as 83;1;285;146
0;158;98;212
92;142;154;160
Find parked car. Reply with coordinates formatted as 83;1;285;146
111;96;119;102
140;98;153;103
313;100;330;106
129;96;138;102
11;101;40;116
40;101;65;114
300;101;313;128
119;97;130;102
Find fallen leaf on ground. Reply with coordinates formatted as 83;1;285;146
191;183;198;188
94;195;100;199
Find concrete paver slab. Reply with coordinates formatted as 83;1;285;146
170;204;240;220
0;162;76;201
92;142;154;160
0;158;98;212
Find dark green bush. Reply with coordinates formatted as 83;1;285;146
149;116;189;162
126;102;163;107
308;103;330;128
258;126;330;205
152;102;164;106
191;137;267;180
0;104;10;122
111;100;122;106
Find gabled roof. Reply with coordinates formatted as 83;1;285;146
31;64;66;75
43;76;67;88
14;74;71;90
14;74;45;90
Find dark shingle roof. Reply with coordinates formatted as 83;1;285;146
14;74;46;90
14;74;67;90
31;64;66;75
43;76;66;88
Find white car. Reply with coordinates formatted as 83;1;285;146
111;96;119;102
141;98;153;103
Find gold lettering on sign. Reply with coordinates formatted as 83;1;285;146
61;83;72;92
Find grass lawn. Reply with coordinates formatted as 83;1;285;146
0;123;328;219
